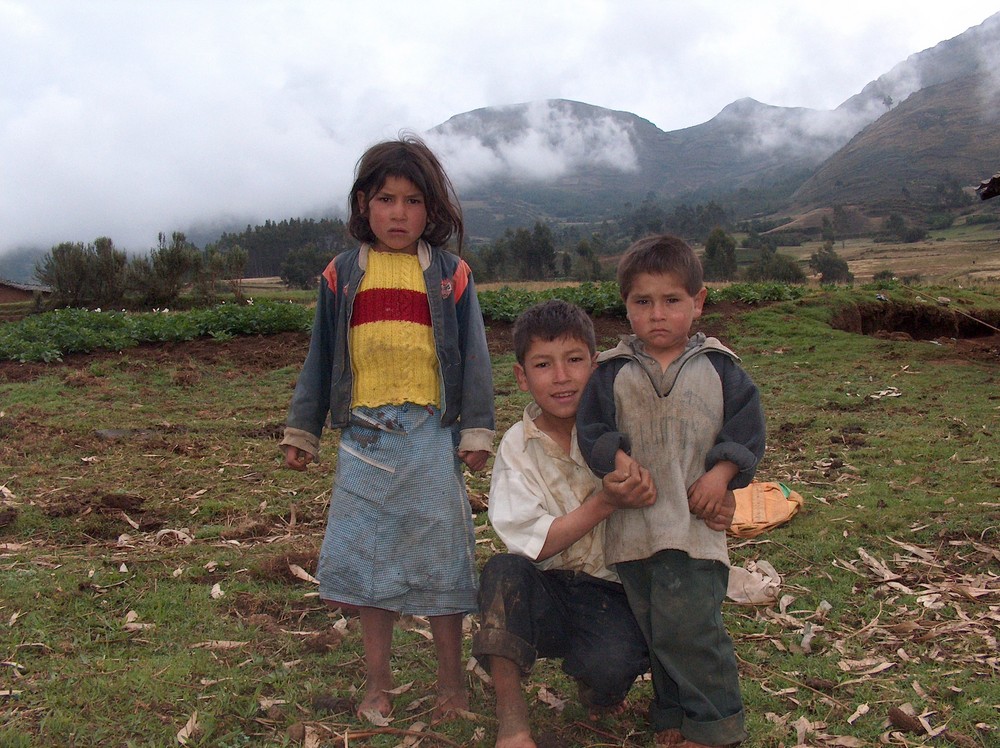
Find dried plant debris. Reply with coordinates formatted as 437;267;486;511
741;537;997;745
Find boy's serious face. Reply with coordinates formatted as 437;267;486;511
359;175;428;255
625;271;706;367
514;335;596;434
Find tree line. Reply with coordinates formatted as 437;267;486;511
33;192;871;311
34;233;247;309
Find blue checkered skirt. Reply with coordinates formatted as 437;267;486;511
316;403;478;615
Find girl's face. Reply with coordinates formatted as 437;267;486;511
359;175;427;254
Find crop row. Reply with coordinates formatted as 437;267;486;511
0;282;804;362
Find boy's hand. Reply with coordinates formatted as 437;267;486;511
687;469;734;529
701;490;736;531
283;445;314;471
603;451;656;508
458;449;490;472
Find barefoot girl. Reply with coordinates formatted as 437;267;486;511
280;134;494;721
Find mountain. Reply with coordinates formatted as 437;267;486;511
428;12;1000;240
428;97;854;238
790;71;1000;213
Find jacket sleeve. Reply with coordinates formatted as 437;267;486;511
576;360;630;477
454;261;495;453
280;270;338;457
707;353;766;489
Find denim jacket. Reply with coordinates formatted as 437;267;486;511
280;241;495;459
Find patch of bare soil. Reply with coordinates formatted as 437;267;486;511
486;303;745;356
831;301;1000;363
2;301;997;384
0;331;312;383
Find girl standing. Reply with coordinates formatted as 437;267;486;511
280;134;494;721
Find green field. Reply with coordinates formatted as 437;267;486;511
0;283;998;747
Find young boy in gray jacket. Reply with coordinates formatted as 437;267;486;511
577;235;765;748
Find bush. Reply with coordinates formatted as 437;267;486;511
809;242;854;285
744;250;807;284
35;238;129;308
926;213;954;231
479;282;625;322
478;281;804;323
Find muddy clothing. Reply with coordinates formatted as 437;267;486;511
475;554;647;707
617;550;745;743
576;332;764;746
315;403;478;615
281;241;494;616
576;333;764;567
473;404;647;706
486;402;615;582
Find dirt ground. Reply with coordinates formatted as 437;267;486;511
1;303;997;384
0;315;637;383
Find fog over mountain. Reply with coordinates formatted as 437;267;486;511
421;12;1000;237
1;6;998;282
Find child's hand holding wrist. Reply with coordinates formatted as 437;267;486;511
602;457;656;509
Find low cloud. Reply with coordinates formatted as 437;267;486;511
428;101;639;189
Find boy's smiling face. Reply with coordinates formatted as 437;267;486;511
514;334;596;432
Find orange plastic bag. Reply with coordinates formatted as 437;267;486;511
727;481;804;538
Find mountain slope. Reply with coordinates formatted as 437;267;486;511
427;13;1000;238
791;72;1000;211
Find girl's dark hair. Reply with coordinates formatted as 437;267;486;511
348;133;465;253
616;234;703;299
512;299;596;365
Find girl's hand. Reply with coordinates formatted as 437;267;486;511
283;445;314;471
458;449;489;472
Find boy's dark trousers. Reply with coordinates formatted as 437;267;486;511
472;553;648;707
616;548;747;746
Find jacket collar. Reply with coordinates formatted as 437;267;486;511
358;240;432;271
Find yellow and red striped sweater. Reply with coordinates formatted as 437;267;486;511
348;250;440;408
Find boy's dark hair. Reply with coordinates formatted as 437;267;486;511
616;234;703;299
348;133;465;252
512;299;596;365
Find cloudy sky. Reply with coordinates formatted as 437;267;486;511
2;1;998;259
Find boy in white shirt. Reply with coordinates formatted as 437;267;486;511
474;300;734;748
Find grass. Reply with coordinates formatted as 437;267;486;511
1;284;998;747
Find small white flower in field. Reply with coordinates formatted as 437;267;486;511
247;298;254;305
95;307;101;312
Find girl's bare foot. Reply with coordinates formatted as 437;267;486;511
655;728;684;745
356;688;392;722
496;728;537;748
432;684;469;722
